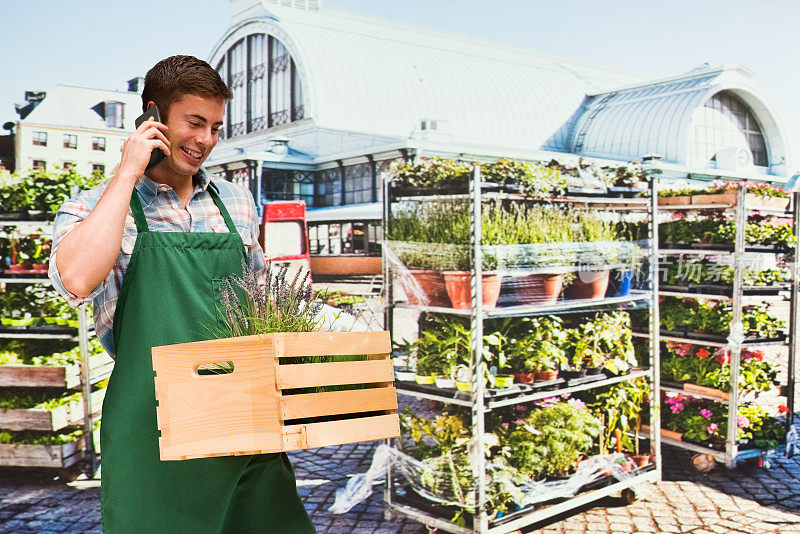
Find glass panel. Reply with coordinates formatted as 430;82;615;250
264;221;305;258
693;91;768;167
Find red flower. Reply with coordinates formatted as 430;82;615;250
778;405;789;413
696;349;710;359
715;351;730;365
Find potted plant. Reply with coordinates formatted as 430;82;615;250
410;315;470;385
506;316;567;382
500;402;601;480
564;214;627;300
392;340;417;381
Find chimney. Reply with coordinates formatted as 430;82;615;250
128;77;145;94
14;91;46;120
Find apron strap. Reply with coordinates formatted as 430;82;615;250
208;187;238;234
128;183;239;235
129;188;149;233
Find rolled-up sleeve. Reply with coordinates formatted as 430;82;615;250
245;194;267;285
48;195;112;308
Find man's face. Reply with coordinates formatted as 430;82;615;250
159;94;225;178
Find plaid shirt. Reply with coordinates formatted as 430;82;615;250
48;169;266;357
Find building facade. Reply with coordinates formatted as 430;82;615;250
205;0;794;228
13;84;141;176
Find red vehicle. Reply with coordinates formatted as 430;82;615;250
259;201;311;282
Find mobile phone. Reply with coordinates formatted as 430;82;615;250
134;105;167;172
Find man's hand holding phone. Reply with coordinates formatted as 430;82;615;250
118;106;171;181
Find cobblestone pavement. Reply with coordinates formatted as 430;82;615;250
2;436;800;533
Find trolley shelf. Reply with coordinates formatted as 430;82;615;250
389;465;658;534
393;291;651;318
632;330;788;347
395;371;648;409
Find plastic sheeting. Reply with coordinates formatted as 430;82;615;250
329;444;642;517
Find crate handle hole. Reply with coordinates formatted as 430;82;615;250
195;361;235;376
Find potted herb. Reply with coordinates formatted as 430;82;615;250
500;402;601;480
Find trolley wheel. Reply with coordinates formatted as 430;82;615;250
691;453;716;473
621;488;638;504
57;466;81;482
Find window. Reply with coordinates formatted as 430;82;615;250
63;161;75;170
692;91;768;167
92;136;106;151
106;101;124;128
218;34;305;138
343;162;373;204
63;134;77;149
92;164;105;174
32;160;46;170
318;168;342;207
32;131;47;146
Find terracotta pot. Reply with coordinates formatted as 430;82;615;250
443;271;501;310
618;460;634;472
7;264;24;272
508;273;564;305
404;270;451;307
513;372;536;384
565;270;610;299
631;454;651;467
534;369;559;382
32;263;49;273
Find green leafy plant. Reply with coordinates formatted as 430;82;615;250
499;402;601;479
590;378;650;453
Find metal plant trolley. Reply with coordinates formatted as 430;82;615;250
651;178;797;469
0;218;109;478
381;165;662;533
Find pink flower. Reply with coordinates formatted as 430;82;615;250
513;419;526;425
515;405;526;412
737;416;750;428
568;398;586;410
501;422;509;429
670;402;684;414
707;423;718;435
700;409;712;419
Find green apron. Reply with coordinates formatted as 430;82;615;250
100;187;316;533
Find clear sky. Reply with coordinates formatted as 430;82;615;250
2;0;798;168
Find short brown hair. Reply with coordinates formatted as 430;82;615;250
141;55;233;119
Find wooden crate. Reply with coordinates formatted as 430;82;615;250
658;196;692;206
152;331;400;461
0;353;114;388
0;440;83;468
0;388;106;431
692;191;790;210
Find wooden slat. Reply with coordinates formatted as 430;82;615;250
274;331;391;359
0;388;106;431
0;365;66;388
277;359;394;390
0;353;114;389
0;441;81;468
280;387;397;420
683;383;730;400
282;414;400;451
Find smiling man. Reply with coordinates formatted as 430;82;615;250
49;55;315;533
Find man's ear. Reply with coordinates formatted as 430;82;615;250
146;100;156;111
